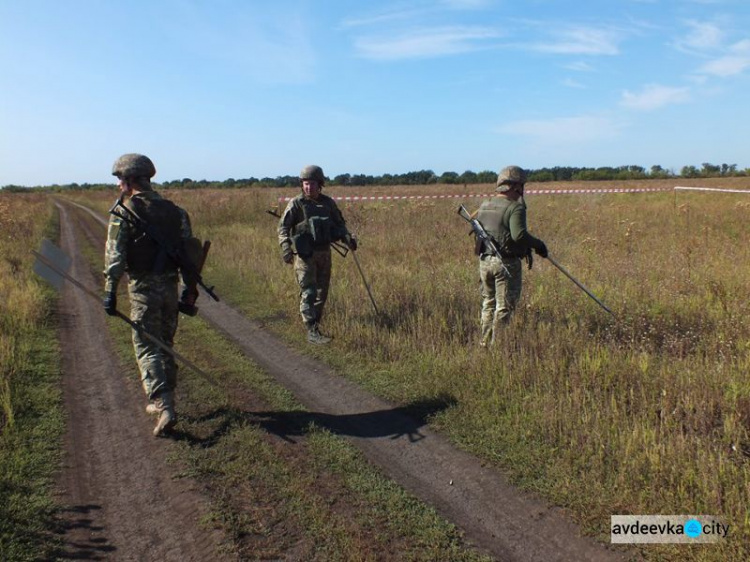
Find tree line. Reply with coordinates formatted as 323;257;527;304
2;162;747;192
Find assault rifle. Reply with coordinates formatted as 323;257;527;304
457;204;511;276
109;195;219;302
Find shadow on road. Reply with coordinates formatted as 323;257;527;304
53;504;116;560
174;394;457;447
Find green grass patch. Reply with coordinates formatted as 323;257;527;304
0;198;65;561
0;325;64;562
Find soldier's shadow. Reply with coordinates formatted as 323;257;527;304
174;393;457;448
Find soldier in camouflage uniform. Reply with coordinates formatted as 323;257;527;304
474;165;548;347
103;153;199;436
278;165;356;344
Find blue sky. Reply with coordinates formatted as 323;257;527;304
1;0;749;186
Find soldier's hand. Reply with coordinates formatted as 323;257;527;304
347;236;358;251
179;287;199;316
282;249;294;264
103;291;117;316
178;300;199;316
535;242;548;258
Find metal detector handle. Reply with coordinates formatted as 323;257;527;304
457;204;473;223
331;241;349;258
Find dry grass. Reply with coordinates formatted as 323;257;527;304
0;192;63;560
64;178;750;560
0;193;54;429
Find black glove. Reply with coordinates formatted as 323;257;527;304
534;242;548;258
347;236;358;251
282;249;294;264
178;301;198;316
178;287;199;316
103;291;117;316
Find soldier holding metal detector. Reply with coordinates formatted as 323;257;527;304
278;165;357;345
104;153;210;436
462;165;548;347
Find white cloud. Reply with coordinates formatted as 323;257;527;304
355;26;501;60
698;39;750;76
340;8;426;29
440;0;492;8
673;20;724;54
620;84;691;111
700;55;750;76
496;115;620;144
562;78;586;89
530;26;621;56
563;61;595;72
686;73;709;85
342;0;490;29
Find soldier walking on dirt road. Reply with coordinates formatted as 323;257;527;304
474;165;548;347
103;153;200;436
278;165;357;344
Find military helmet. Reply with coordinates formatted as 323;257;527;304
300;164;325;186
112;153;156;179
496;165;527;192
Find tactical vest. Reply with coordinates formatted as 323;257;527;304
125;196;183;274
476;198;526;258
291;195;345;257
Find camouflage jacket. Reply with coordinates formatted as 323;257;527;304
104;191;193;292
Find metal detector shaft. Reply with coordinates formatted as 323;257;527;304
31;249;215;382
350;249;379;315
545;255;615;317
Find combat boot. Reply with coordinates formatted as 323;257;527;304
306;323;331;345
153;391;177;437
146;393;168;416
146;394;166;416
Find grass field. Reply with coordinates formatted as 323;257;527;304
0;192;63;561
11;177;750;560
176;177;750;560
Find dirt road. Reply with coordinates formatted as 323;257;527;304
53;202;226;560
60;200;629;561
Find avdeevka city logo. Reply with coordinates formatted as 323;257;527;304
610;515;728;544
684;519;703;539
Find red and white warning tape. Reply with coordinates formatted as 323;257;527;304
674;186;750;194
277;185;748;203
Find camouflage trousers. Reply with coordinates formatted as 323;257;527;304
479;255;522;345
294;249;332;326
128;273;179;400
